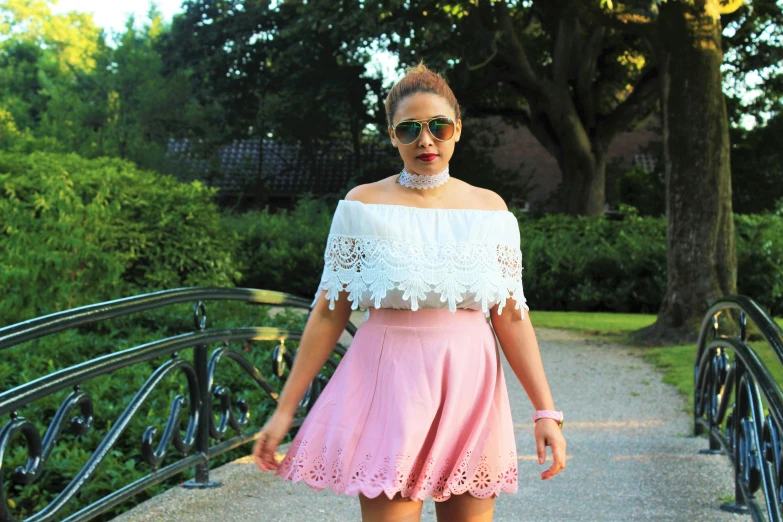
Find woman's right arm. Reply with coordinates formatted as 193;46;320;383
274;288;355;417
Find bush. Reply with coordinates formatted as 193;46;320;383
0;151;306;520
221;196;336;301
735;212;783;316
517;207;782;316
517;205;668;314
0;151;243;324
227;200;783;317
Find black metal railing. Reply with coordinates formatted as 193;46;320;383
694;295;783;521
0;287;357;522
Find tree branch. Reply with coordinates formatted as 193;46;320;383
471;104;562;160
526;108;563;160
595;67;660;145
465;106;532;122
553;15;579;88
572;0;655;37
575;24;605;128
466;34;499;71
493;0;545;95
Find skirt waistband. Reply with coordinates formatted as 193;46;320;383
364;308;488;327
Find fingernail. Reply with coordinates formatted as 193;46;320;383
538;458;544;464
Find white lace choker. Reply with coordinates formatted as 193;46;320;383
398;165;450;190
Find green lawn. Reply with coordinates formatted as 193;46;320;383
531;310;783;411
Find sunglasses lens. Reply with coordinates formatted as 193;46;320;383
429;117;455;141
395;121;421;144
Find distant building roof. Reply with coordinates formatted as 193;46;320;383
166;137;397;195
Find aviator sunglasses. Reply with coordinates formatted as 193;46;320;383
391;116;456;145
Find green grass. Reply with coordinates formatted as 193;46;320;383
532;310;783;412
530;310;658;336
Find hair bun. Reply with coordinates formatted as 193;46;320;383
385;59;461;127
405;59;430;75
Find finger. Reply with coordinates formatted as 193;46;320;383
255;457;266;471
253;435;265;454
266;456;278;470
541;463;560;480
262;437;280;470
536;433;547;465
542;452;565;480
253;435;269;471
551;441;567;471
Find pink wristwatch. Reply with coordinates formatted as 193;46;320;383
533;410;564;429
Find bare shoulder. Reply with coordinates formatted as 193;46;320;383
458;181;509;211
344;175;399;204
479;188;509;211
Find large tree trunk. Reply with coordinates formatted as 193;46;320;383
630;1;737;344
557;143;607;216
536;85;608;216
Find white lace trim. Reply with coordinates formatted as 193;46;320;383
310;234;528;318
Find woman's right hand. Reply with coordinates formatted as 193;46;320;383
252;409;294;472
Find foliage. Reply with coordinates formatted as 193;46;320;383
730;111;783;214
0;0;101;73
0;149;285;520
226;200;783;317
221;196;337;300
517;207;668;314
160;0;385;153
352;0;662;214
0;1;196;172
721;0;783;127
0;151;243;325
734;211;783;314
614;163;665;217
518;207;782;315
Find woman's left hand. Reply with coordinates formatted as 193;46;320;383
534;418;566;480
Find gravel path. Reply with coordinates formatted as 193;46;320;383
113;312;746;522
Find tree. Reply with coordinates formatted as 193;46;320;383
0;0;195;170
161;0;386;187
359;0;660;216
367;1;768;341
575;0;743;343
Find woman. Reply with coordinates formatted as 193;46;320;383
252;61;567;522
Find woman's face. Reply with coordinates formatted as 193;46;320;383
387;92;462;176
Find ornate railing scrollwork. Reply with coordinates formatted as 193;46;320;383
694;295;783;521
0;287;358;522
1;388;94;488
141;357;200;470
207;343;258;441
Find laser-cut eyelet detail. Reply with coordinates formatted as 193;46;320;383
276;442;518;502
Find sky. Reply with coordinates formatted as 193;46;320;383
50;0;185;37
48;0;403;87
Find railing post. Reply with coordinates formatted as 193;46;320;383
720;357;749;514
733;358;746;508
183;301;221;489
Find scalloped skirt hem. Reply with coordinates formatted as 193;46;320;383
281;473;519;503
273;308;519;502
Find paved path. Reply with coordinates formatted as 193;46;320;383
114;311;746;522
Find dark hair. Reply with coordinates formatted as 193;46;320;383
384;60;461;128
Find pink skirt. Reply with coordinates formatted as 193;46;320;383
273;308;519;502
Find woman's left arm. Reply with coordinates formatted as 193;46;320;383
490;304;567;480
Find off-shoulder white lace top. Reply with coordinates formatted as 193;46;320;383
310;199;529;319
